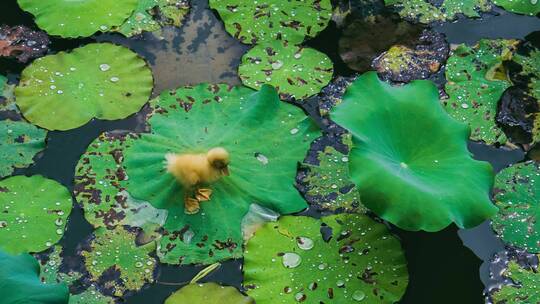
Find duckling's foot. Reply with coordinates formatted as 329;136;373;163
195;188;213;202
184;198;200;215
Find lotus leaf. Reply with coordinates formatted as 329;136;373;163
121;83;319;264
0;76;17;114
510;42;540;101
209;0;332;44
492;0;540;15
69;285;116;304
239;41;333;100
117;0;190;37
15;43;153;131
331;72;497;231
0;175;72;254
298;133;364;212
81;226;157;297
384;0;492;24
491;162;540;252
0;119;46;177
74;131;167;234
491;259;540;303
17;0;138;38
165;282;254;304
244;214;408;303
0;250;69;304
442;39;517;145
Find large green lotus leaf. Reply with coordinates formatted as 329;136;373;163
491;259;540;303
491;162;540;252
0;175;72;254
298;133;364;212
0;119;46;178
81;226;157;297
239;41;333;100
0;250;69;304
244;214;408;303
492;0;540;15
123;83;319;264
442;39;517;145
117;0;190;37
209;0;332;44
74;131;167;234
384;0;492;23
165;283;254;304
331;72;497;231
17;0;138;38
15;43;153;131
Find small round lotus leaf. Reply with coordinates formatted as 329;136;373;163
0;175;72;254
209;0;332;44
165;283;254;304
442;39;518;145
384;0;492;23
492;0;540;15
0;250;69;304
491;258;540;303
239;41;333;100
244;214;408;303
117;0;190;37
123;83;319;265
74;131;167;235
17;0;138;38
15;43;153;131
331;72;497;231
81;226;157;297
0;119;46;178
492;162;540;252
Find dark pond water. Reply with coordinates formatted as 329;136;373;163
1;0;539;303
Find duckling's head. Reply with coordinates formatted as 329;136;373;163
207;147;230;176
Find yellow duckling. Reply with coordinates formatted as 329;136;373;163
165;147;230;214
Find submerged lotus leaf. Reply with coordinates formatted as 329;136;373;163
384;0;492;24
244;214;408;303
0;76;18;114
298;133;364;212
239;41;333;100
442;39;517;145
491;259;540;303
0;250;69;304
491;162;540;252
209;0;332;44
117;0;190;37
15;43;153;131
492;0;540;15
318;76;355;116
331;72;497;231
74;131;167;235
165;283;254;304
0;175;72;254
81;226;157;297
123;83;319;264
0;119;46;177
17;0;138;38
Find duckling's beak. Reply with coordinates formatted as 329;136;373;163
221;166;230;176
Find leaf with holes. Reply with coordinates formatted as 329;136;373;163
384;0;492;24
0;175;72;254
331;72;496;231
15;43;153;131
0;119;46;177
442;39;518;145
244;214;408;303
491;259;540;303
165;283;254;304
209;0;332;44
239;41;333;100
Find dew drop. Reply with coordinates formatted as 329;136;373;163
110;77;120;83
99;64;110;72
272;60;284;70
353;290;366;301
282;252;302;268
297;236;314;250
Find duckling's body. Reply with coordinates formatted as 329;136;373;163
165;147;230;214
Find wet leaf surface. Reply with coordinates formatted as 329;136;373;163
209;0;333;44
331;72;497;231
0;175;72;254
0;75;18;117
0;119;46;177
492;0;540;16
15;43;153;131
385;0;492;24
0;25;49;63
165;282;254;304
239;41;334;100
243;214;408;303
